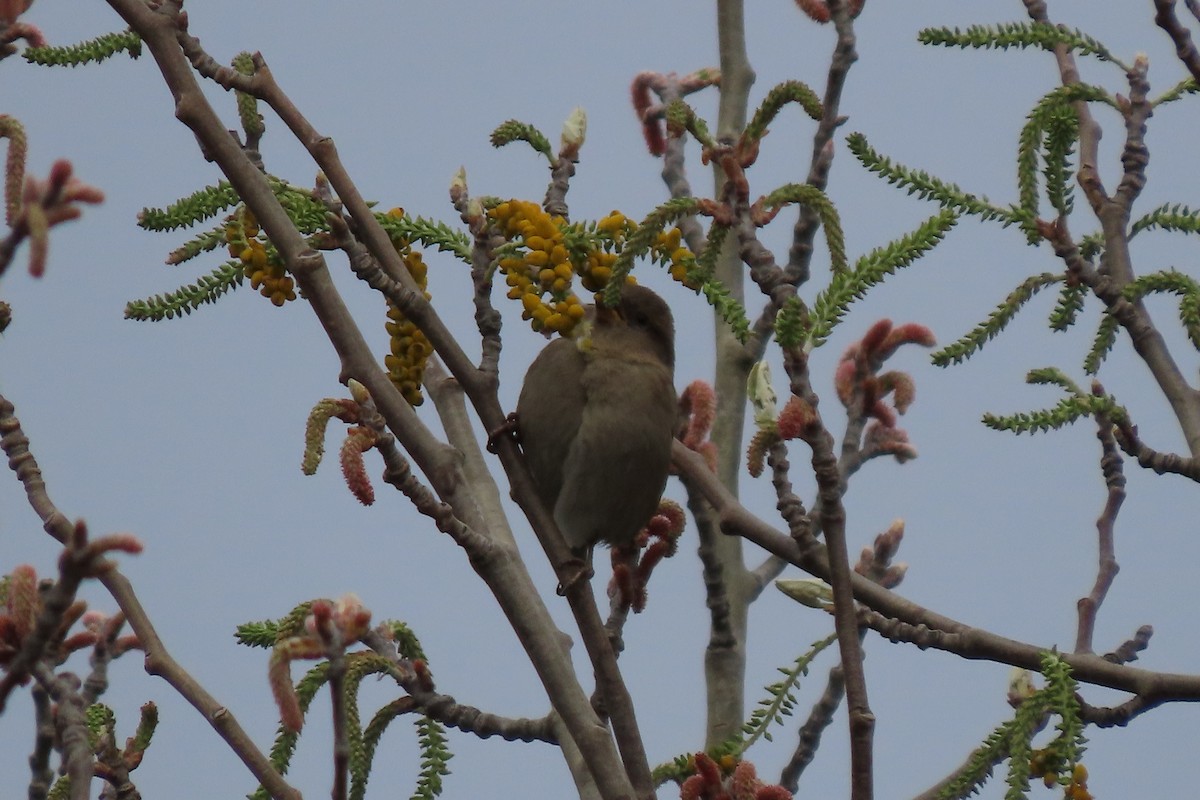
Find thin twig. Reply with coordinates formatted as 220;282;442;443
672;440;1200;701
1154;0;1200;82
1075;412;1126;654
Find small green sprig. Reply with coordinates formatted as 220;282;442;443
1048;281;1086;332
652;635;837;786
1130;202;1200;237
138;182;242;232
489;120;553;162
981;367;1126;434
936;653;1085;800
1085;269;1200;372
702;279;752;345
918;21;1122;68
848;133;1027;226
377;211;472;263
743;80;823;144
232;52;264;140
24;29;142;67
606;196;703;296
741;633;838;750
761;183;847;274
664;100;715;150
1152;76;1199;106
806;210;958;348
123;262;244;321
1016;84;1113;242
932;273;1063;366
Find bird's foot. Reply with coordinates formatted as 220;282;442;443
555;555;594;596
485;412;521;454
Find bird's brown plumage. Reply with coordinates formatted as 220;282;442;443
517;284;676;551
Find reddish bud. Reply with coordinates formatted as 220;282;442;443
859;318;893;357
776;397;816;440
694;752;722;785
878;322;936;358
794;0;831;23
340;427;377;505
7;564;38;639
679;380;716;448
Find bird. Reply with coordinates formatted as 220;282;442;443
517;284;677;555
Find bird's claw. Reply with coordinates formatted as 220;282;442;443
555;557;594;595
486;412;521;454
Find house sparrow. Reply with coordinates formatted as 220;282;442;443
517;284;676;553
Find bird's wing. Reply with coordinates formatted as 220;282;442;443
516;338;586;509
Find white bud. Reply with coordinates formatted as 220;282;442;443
561;107;587;150
748;361;778;429
348;378;370;405
775;578;834;610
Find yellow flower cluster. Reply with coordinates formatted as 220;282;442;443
587;209;635;292
383;208;433;406
225;207;296;307
489;201;696;334
651;226;701;290
1030;751;1093;800
490;199;587;335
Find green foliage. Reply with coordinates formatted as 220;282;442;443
917;21;1119;65
489;120;553;162
1015;84;1113;242
166;227;228;266
138;182;242;232
386;619;429;662
1129;202;1200;238
250;662;327;798
774;295;808;349
932;273;1063;366
692;222;730;284
1152;76;1199;106
1086;269;1200;373
848;133;1027;226
237;601;316;648
1083;311;1119;375
700;278;752;345
250;643;448;800
85;703;116;748
232;52;265;140
607;196;703;296
761;183;847;274
123;261;245;322
743;80;823;144
1077;231;1104;261
23;29;142;66
741;633;838;750
273;183;330;233
412;715;453;800
652;634;837;786
235;618;283;648
936;653;1086;800
806;210;958;348
377;211;472;264
981;367;1126;435
131;176;380;321
130;701;160;754
1048;281;1086;331
664;100;715;150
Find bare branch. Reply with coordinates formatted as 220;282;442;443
1074;410;1126;654
1155;0;1200;82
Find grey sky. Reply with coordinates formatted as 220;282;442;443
2;2;1199;798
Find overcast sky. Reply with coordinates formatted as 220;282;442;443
3;2;1200;798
